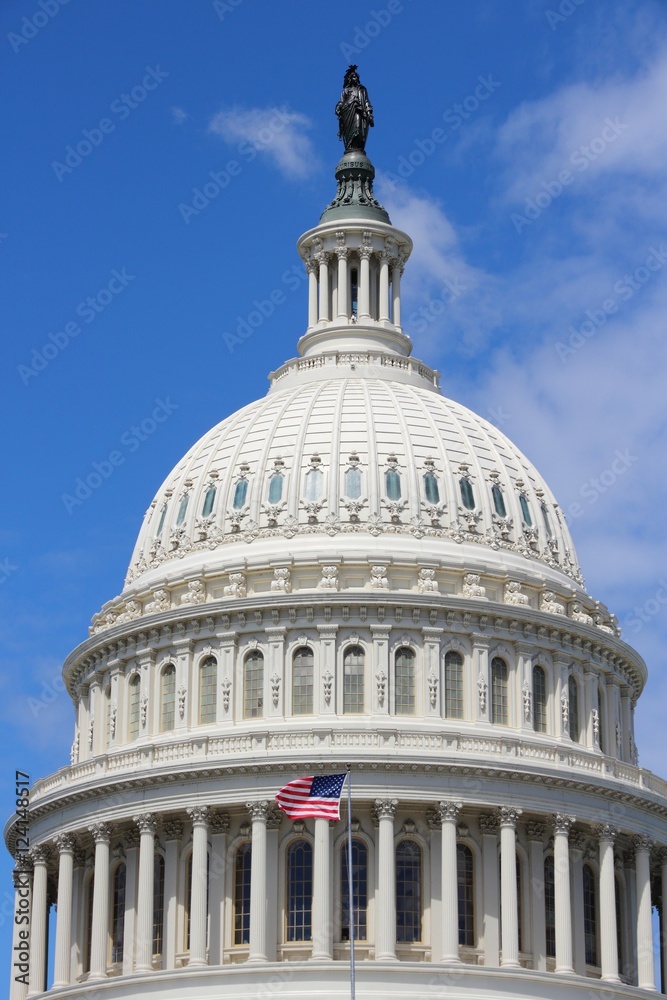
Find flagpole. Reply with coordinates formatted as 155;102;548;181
346;763;356;1000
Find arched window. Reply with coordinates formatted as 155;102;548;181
396;840;422;943
490;657;508;725
244;651;264;718
519;494;532;526
199;656;217;724
234;843;252;944
292;647;314;715
394;647;415;715
343;646;364;714
305;467;323;501
445;650;464;719
153;853;165;957
424;472;440;504
84;874;94;973
491;484;507;517
129;674;141;741
341;838;368;941
544;855;555;958
233;479;248;509
160;664;176;732
568;675;580;743
460;477;475;510
583;864;598;965
104;683;112;746
457;843;474;946
345;466;362;499
533;665;547;733
176;494;189;525
385;468;401;501
541;502;553;538
202;485;217;516
268;473;284;504
156;502;168;536
287;839;313;941
111;863;126;963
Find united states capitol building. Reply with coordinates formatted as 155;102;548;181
7;69;667;1000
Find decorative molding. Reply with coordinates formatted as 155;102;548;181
463;573;486;600
187;806;210;827
373;798;398;821
89;822;113;845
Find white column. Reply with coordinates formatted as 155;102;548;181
187;806;210;967
480;814;499;966
307;260;318;328
134;813;157;972
53;835;77;988
312;818;332;959
88;822;113;980
593;824;620;982
379;252;390;323
11;864;31;1000
570;833;586;976
162;820;183;970
440;802;462;963
28;845;49;996
552;814;574;974
635;835;656;990
658;848;667;995
375;798;398;960
391;260;402;328
317;253;330;323
526;823;547;972
247;801;269;962
499;807;522;968
208;812;230;967
358;246;372;320
336;247;349;321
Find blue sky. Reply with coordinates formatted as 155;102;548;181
2;0;667;978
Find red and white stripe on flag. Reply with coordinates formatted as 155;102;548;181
274;773;346;820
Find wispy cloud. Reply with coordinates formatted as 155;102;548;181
208;105;318;178
171;106;188;125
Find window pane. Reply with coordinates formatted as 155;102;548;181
533;666;547;733
156;503;168;536
292;647;313;715
445;651;464;719
343;646;364;714
460;478;475;510
545;856;555;957
202;486;216;517
424;472;440;504
305;467;323;501
129;675;141;740
583;864;598;965
176;494;188;525
161;665;176;732
234;844;252;944
345;466;362;499
395;647;415;715
519;494;532;526
341;838;368;941
396;840;422;943
385;469;401;501
287;840;313;941
541;502;553;538
233;479;248;509
111;864;126;963
492;484;507;517
268;473;283;504
457;844;474;946
199;656;217;724
491;657;508;725
153;854;165;956
568;675;580;743
244;652;264;718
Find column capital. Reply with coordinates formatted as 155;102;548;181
593;823;619;844
89;821;113;845
526;821;546;842
438;801;463;823
30;843;52;865
246;800;270;822
498;806;522;829
374;798;398;821
133;811;158;835
305;258;318;274
54;833;78;855
210;811;231;835
358;245;373;260
633;834;654;854
163;818;184;841
316;251;332;266
479;813;499;835
335;245;350;260
551;813;576;835
187;806;211;827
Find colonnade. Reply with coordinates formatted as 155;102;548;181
305;244;403;329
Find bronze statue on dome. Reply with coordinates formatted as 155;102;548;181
336;65;374;152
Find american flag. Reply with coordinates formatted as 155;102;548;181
275;773;347;820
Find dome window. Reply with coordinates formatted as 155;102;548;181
424;472;440;504
541;502;553;538
202;486;217;517
492;484;507;518
459;478;475;510
176;494;189;526
305;467;323;501
345;465;362;499
268;473;284;504
233;479;248;509
518;489;533;526
385;458;402;501
156;503;168;536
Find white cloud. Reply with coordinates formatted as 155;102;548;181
171;106;188;125
208;105;318;178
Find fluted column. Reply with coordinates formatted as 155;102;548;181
306;260;318;328
499;807;521;968
635;835;656;989
28;845;49;995
88;822;112;980
391;259;402;327
312;818;332;959
595;824;620;982
480;814;500;965
53;835;77;987
527;823;547;972
358;246;372;320
317;253;330;323
439;801;462;963
134;813;158;972
378;251;390;323
552;814;575;974
162;820;183;970
336;247;349;321
247;801;269;962
375;798;398;960
187;806;210;967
